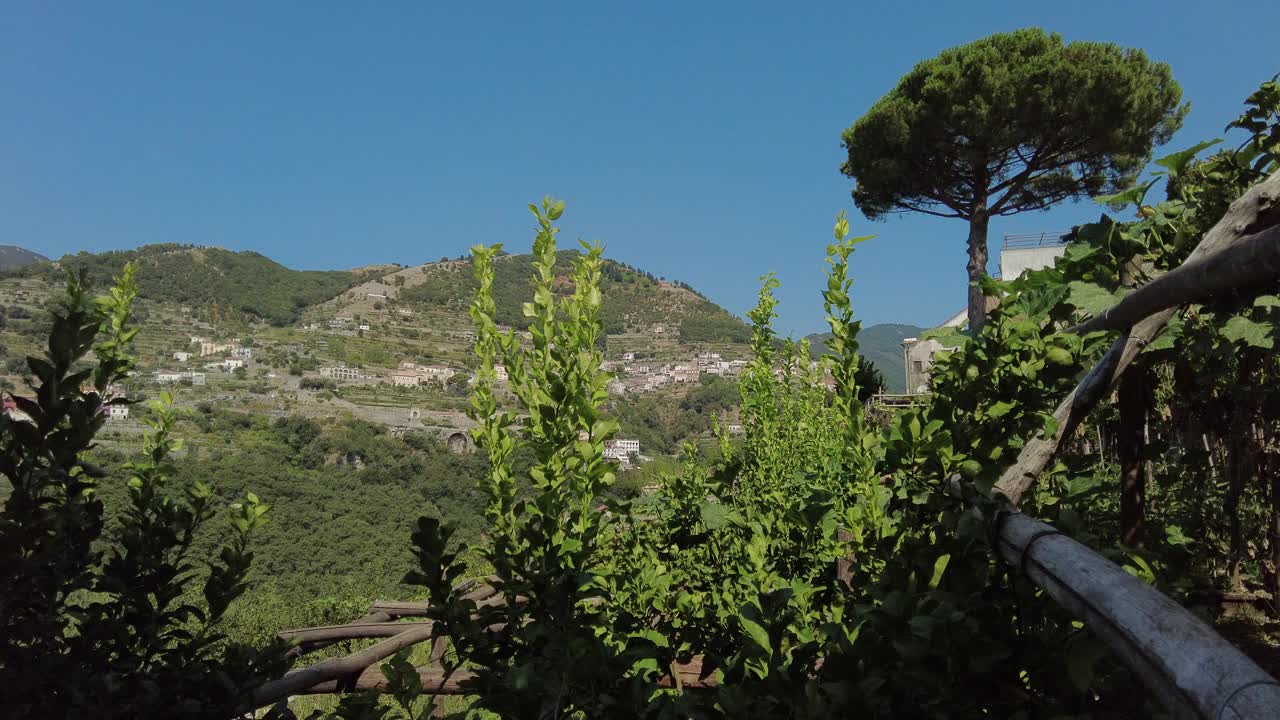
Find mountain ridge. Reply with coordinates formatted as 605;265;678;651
0;245;49;271
807;322;925;393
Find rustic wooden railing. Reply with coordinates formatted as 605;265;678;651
992;170;1280;719
251;172;1280;718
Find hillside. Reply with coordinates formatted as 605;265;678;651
0;245;48;271
808;322;924;393
23;244;378;326
397;250;751;341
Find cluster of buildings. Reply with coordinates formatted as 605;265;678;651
319;363;363;381
155;370;208;385
324;316;371;332
389;362;459;388
608;351;747;394
603;438;642;466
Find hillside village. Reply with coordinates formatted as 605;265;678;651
0;247;776;470
0;234;1070;466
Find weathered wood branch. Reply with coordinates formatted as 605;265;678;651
297;665;476;695
994;170;1280;506
996;512;1280;719
286;658;718;697
249;622;438;710
1068;223;1280;336
994;309;1175;505
279;620;433;645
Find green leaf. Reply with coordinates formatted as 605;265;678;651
987;401;1015;419
739;611;772;656
1164;525;1193;547
927;554;951;590
1254;295;1280;308
1066;475;1101;497
1067;281;1125;317
1146;314;1184;352
1221;315;1275;349
1153;139;1222;175
1044;347;1073;366
699;501;742;530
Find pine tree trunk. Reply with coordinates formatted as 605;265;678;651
1119;363;1147;547
966;210;990;334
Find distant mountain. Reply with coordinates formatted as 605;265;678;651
807;322;925;394
11;242;749;342
0;245;48;271
399;251;751;341
23;244;379;326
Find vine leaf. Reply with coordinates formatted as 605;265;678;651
1067;281;1126;318
1221;315;1275;349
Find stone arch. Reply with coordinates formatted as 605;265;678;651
446;431;472;454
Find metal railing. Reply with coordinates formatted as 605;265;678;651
1003;231;1070;249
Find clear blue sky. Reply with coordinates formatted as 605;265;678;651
3;2;1276;335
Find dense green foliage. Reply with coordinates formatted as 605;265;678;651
21;244;375;326
841;28;1186;332
389;83;1278;719
94;413;495;603
0;266;283;719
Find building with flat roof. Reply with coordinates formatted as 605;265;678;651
902;232;1068;393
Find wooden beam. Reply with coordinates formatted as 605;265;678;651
297;665;476;696
286;658;718;697
996;512;1280;719
248;622;437;710
279;620;433;645
1067;223;1280;336
994;171;1280;506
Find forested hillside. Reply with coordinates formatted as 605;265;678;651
400;250;752;340
21;244;378;325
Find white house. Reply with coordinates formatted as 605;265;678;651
604;439;641;463
320;364;361;381
418;365;455;382
233;347;252;359
358;322;371;332
391;371;420;387
107;405;130;421
174;351;192;362
199;341;238;357
156;371;182;384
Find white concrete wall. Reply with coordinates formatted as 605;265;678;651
1000;246;1066;280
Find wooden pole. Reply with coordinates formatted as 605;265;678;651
996;512;1280;719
